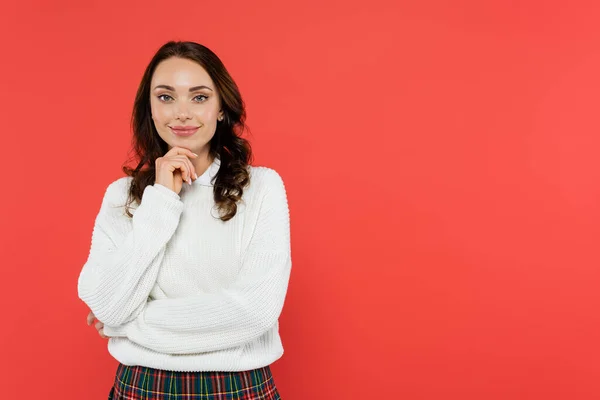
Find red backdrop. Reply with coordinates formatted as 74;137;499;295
1;1;599;399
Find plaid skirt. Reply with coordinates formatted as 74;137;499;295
108;363;281;400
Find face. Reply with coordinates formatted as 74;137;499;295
150;57;223;155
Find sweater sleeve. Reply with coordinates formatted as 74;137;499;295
77;180;184;326
120;170;292;354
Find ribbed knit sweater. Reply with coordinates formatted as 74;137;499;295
77;158;291;372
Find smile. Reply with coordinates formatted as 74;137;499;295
170;126;200;137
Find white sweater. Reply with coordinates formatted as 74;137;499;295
77;158;291;372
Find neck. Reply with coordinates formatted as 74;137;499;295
192;150;214;177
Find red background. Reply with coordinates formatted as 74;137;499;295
1;1;599;399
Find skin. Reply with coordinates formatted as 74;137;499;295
87;56;225;338
151;56;224;185
87;311;108;339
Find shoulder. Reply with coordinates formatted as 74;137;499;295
245;166;290;220
248;166;287;195
101;176;133;209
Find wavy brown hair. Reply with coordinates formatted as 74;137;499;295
122;41;252;221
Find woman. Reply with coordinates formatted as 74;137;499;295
77;41;291;399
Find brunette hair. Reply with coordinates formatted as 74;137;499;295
122;41;252;221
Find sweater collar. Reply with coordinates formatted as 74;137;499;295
195;157;221;186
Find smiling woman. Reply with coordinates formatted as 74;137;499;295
126;41;253;222
76;41;290;400
151;58;223;151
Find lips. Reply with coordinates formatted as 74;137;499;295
170;126;199;137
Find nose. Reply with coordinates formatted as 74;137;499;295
175;101;191;120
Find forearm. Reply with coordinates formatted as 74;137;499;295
78;184;183;325
121;252;291;354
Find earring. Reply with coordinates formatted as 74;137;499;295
218;115;224;121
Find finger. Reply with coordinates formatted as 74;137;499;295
171;157;195;184
175;155;197;182
183;156;197;181
167;159;192;184
87;311;95;326
165;146;198;160
99;328;108;339
95;321;104;331
190;160;198;180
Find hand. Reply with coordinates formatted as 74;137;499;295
155;146;199;195
87;310;108;339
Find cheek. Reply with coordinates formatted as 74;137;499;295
195;109;209;120
151;102;170;124
195;107;218;122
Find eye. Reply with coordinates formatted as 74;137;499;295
157;94;173;102
193;95;208;102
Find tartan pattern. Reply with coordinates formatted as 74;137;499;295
108;363;282;399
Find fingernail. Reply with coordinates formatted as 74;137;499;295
192;152;198;157
188;178;192;185
194;172;198;179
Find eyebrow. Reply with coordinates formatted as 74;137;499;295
153;85;213;92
